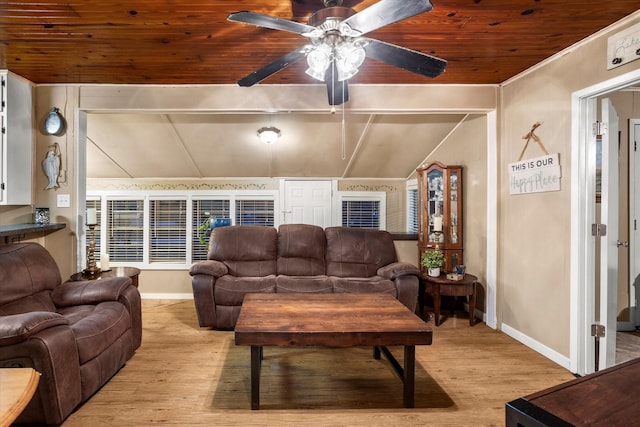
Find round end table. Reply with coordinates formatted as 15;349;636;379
421;273;477;326
70;266;140;288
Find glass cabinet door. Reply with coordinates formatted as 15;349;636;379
417;162;463;273
426;168;444;244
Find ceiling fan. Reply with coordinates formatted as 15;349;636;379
228;0;447;105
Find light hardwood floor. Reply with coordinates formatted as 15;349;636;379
62;300;575;427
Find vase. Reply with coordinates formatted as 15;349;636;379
428;267;440;277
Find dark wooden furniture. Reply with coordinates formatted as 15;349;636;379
506;357;640;426
421;273;477;326
234;293;433;410
416;162;463;273
70;266;141;288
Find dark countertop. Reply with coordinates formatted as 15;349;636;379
389;232;418;241
0;223;66;243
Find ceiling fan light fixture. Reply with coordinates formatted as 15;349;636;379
305;44;332;81
257;126;281;144
335;42;366;81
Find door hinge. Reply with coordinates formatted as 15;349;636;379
591;324;605;338
592;223;607;237
593;121;607;136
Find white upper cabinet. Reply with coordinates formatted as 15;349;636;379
0;71;33;205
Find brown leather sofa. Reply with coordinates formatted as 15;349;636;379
190;224;421;329
0;243;142;425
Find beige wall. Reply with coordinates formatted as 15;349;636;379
500;14;640;357
412;114;489;312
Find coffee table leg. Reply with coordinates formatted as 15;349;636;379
251;346;261;410
403;345;415;408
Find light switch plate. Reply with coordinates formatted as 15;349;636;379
57;194;70;208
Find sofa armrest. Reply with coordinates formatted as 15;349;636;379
0;311;69;346
189;260;228;278
377;262;420;280
51;276;133;307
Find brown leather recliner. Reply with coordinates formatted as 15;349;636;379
0;243;142;425
190;224;421;330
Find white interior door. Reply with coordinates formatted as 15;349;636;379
282;180;332;227
598;98;619;369
631;121;640;328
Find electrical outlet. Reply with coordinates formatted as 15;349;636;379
57;194;70;208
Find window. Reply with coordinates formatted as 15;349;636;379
338;191;386;230
192;199;231;261
236;199;274;226
88;190;277;268
341;200;380;229
407;186;419;233
107;199;144;263
149;199;187;263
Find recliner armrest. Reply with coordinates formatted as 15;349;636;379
52;276;132;307
189;260;229;278
377;262;421;280
0;311;69;346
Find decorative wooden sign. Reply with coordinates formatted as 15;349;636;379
509;122;562;195
607;22;640;70
509;153;561;195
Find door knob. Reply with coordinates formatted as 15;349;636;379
616;240;629;248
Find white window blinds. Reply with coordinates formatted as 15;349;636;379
407;188;419;233
149;199;187;263
342;200;380;229
107;199;144;262
235;199;274;226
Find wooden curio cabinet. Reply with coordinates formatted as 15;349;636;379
417;162;463;273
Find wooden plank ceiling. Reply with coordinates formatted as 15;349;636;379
2;1;638;180
1;0;638;86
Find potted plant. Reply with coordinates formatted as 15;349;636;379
421;250;445;277
197;212;214;245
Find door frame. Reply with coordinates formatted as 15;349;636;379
570;68;640;375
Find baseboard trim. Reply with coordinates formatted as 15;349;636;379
140;293;193;300
501;323;572;371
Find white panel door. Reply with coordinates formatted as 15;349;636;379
599;98;619;369
283;180;332;227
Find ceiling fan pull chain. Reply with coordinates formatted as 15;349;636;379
341;97;346;160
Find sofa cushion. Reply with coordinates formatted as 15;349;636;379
57;302;132;364
214;275;277;306
276;275;332;293
277;224;326;276
325;227;398;277
209;225;277;277
330;276;397;297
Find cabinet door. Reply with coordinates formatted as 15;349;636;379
0;72;33;205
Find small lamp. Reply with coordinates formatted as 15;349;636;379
257;126;281;144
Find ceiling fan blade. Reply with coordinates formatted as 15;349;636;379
228;11;316;35
325;63;349;106
238;49;307;87
342;0;433;36
364;38;447;78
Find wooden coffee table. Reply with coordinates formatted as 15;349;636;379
0;368;40;426
234;293;433;410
